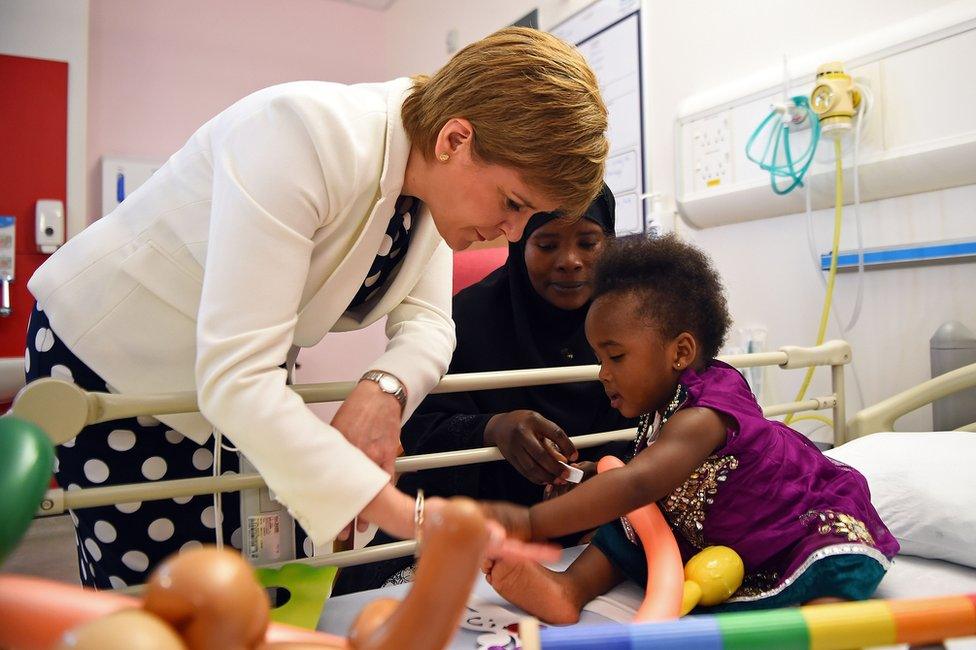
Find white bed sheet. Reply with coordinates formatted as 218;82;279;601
317;548;976;649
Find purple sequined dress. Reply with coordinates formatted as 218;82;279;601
650;360;899;603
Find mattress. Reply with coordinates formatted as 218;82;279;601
317;548;976;649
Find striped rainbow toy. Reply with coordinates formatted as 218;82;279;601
517;594;976;650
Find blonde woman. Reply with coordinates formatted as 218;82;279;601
25;27;608;588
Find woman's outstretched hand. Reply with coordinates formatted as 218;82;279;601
358;487;559;563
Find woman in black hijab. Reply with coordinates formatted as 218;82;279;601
333;184;635;594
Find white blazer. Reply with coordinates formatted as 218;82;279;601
29;78;456;545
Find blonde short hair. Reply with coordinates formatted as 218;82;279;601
401;27;609;219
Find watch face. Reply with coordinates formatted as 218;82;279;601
378;375;399;393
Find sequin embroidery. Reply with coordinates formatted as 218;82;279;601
800;509;876;546
660;454;739;549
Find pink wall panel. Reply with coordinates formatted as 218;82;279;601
87;0;389;220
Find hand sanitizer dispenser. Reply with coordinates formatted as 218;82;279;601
1;216;14;317
35;199;65;254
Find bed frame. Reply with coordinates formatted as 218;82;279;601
847;359;976;438
13;340;851;576
10;338;976;648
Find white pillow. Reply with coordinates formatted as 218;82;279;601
824;432;976;568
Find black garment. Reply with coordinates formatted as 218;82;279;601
24;304;315;588
333;184;636;595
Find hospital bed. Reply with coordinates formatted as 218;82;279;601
7;340;976;648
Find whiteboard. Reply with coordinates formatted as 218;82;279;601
551;0;647;235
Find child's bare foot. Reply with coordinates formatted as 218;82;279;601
483;557;584;625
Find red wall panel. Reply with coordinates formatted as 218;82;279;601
0;54;68;359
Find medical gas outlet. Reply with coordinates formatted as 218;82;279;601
810;61;861;136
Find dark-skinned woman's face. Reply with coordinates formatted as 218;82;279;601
523;218;608;311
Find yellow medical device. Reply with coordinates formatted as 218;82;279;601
810;61;861;136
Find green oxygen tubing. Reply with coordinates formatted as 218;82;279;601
745;95;821;195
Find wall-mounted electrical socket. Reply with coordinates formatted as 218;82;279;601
691;111;733;192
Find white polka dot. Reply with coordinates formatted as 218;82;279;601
84;538;102;561
164;430;184;444
303;537;314;557
108;575;127;589
173;495;193;505
24;348;30;373
403;212;412;230
389;246;402;260
80;559;87;580
230;527;242;549
88;561;96;577
67;483;81;491
122;550;149;572
116;501;141;513
378;234;393;256
192;447;213;471
53;456;60;473
147;518;175;542
221;470;237;477
83;459;110;484
181;540;203;554
107;429;136;452
34;327;55;352
363;271;381;288
61;436;76;448
94;520;117;543
136;415;160;427
141;456;167;480
200;505;221;529
51;364;73;382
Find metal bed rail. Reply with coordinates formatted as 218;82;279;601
12;341;852;578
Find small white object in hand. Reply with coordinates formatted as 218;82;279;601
558;461;583;484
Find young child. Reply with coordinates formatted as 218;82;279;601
483;234;898;624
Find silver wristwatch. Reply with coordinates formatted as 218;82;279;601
360;370;407;412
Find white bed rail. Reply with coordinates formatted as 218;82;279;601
12;341;851;578
847;360;976;438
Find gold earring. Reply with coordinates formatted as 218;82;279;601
438;153;450;162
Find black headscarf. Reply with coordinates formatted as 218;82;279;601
399;182;632;480
475;183;619;427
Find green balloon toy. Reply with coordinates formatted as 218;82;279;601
0;415;56;566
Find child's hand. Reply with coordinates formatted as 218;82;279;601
479;500;533;541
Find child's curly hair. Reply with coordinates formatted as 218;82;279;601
592;233;732;360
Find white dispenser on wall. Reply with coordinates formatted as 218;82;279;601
35;199;65;254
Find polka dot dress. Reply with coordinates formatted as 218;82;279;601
25;304;314;589
347;195;416;310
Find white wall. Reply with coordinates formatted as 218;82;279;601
0;0;89;237
382;0;594;76
379;0;976;435
11;0;972;433
643;0;975;433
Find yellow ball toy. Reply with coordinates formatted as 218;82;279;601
680;546;745;615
